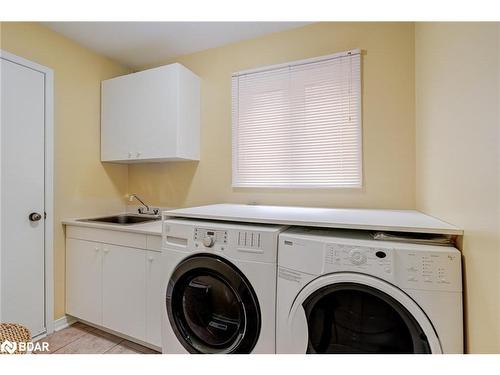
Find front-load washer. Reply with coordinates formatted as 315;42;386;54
276;227;463;354
160;218;286;354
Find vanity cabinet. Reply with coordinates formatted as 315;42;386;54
101;63;200;163
65;227;163;348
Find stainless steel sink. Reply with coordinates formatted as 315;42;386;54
78;214;160;225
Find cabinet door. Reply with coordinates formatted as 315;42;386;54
102;244;146;341
66;239;102;324
131;66;178;161
101;78;135;161
101;65;178;162
146;251;162;347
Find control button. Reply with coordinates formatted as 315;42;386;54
349;249;367;265
203;236;215;248
375;251;386;259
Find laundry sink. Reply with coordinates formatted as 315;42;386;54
79;214;160;225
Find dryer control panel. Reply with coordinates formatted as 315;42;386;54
323;243;461;292
326;243;394;277
278;227;462;293
398;250;461;291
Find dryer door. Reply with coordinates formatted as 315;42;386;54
288;273;441;354
166;254;261;353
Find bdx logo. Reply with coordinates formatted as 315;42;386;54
1;339;49;354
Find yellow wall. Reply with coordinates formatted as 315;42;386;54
1;22;130;319
415;22;500;353
129;22;416;210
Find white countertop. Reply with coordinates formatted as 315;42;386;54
164;204;462;235
63;216;163;236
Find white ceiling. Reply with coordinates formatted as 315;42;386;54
43;22;309;68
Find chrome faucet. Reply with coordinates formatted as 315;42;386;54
128;194;159;215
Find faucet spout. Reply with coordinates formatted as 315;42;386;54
128;194;153;214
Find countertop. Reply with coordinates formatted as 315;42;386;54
164;204;462;235
64;204;463;237
63;216;163;236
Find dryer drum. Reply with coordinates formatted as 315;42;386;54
166;254;261;354
303;282;432;354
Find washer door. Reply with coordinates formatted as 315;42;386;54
166;254;261;353
288;273;441;354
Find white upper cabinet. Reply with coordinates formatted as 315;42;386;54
101;63;200;163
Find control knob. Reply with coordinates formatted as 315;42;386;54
349;249;367;265
203;235;215;248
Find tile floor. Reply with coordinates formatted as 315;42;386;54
33;322;160;354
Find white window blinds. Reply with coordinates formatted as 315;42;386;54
232;49;362;188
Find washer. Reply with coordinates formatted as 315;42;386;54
161;218;285;354
276;227;463;354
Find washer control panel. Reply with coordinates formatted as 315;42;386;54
236;231;262;250
194;227;228;250
326;243;393;275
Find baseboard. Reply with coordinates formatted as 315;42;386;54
53;315;77;331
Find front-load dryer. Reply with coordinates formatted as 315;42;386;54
276;227;463;354
161;218;285;354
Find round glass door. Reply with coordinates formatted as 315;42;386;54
303;283;432;354
166;255;261;353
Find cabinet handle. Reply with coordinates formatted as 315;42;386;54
148;256;154;262
103;248;109;254
128;152;132;158
136;152;141;158
94;247;99;252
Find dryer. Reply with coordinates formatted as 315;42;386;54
276;227;463;354
161;218;285;354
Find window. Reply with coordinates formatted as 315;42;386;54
232;49;362;188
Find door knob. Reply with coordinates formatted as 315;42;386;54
29;212;42;222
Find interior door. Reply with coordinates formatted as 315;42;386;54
0;57;46;337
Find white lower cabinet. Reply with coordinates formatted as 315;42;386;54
65;231;162;348
146;251;162;347
102;244;147;342
66;239;102;324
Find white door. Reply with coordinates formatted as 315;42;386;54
65;239;103;324
0;57;46;336
146;250;162;347
102;244;146;342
